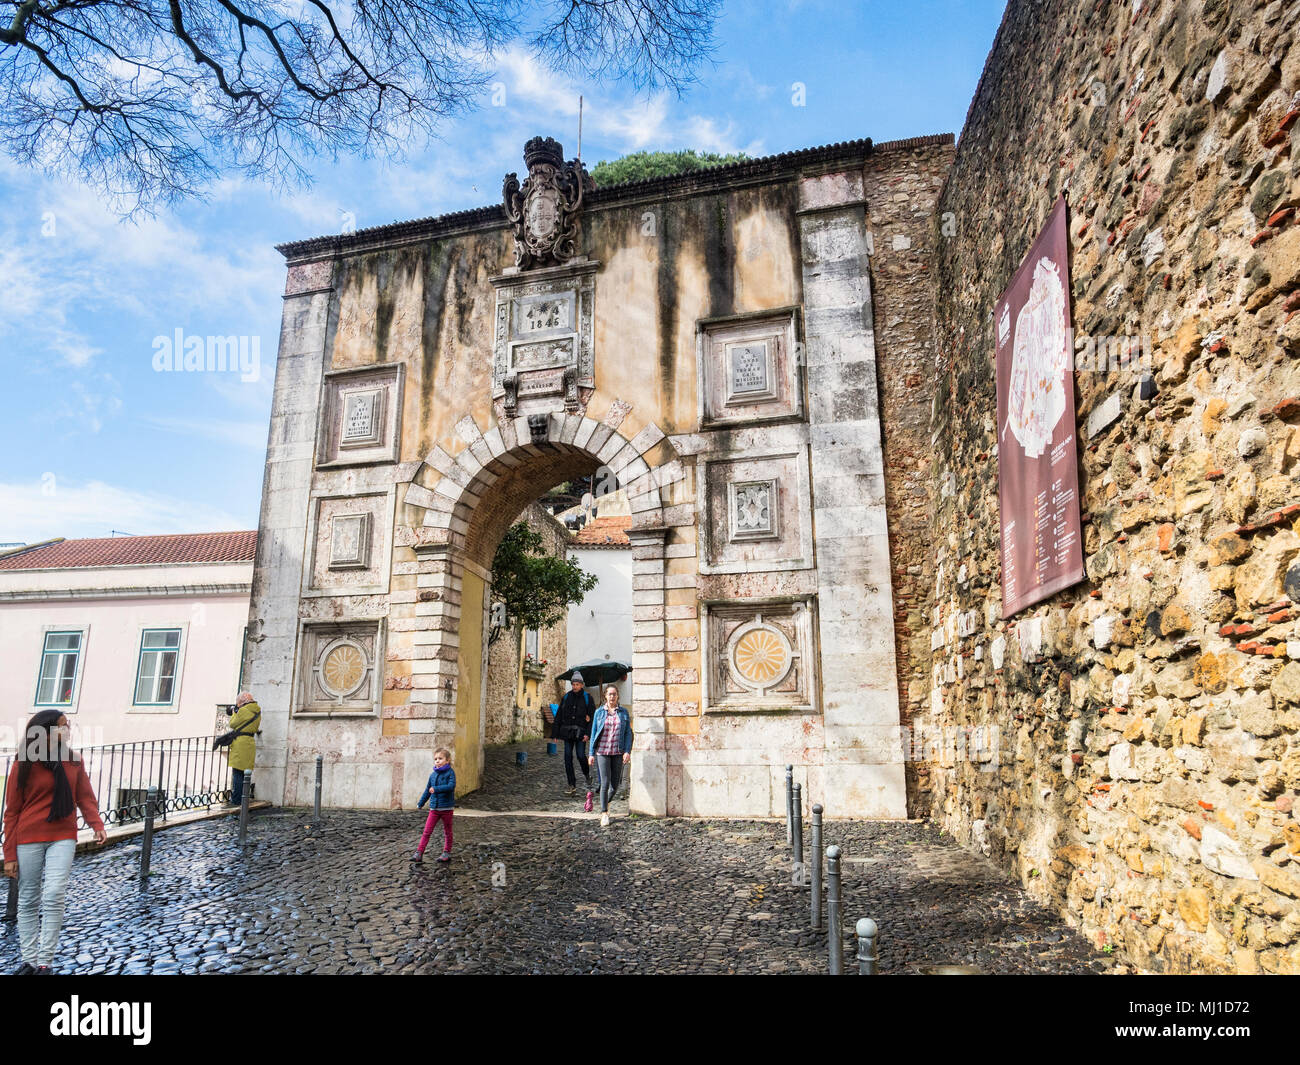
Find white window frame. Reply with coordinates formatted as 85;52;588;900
34;626;88;711
129;624;188;713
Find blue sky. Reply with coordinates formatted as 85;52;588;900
0;0;1005;544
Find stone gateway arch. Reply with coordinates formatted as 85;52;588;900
244;133;954;818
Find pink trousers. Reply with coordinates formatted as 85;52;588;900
418;809;453;854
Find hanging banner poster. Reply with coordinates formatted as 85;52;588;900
996;195;1085;618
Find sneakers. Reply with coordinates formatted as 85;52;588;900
436;852;451;863
14;963;35;975
410;850;424;863
600;812;610;828
35;966;53;975
565;785;577;796
584;791;593;813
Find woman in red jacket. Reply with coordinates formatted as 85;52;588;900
2;710;106;974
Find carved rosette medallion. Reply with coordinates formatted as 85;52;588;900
503;137;594;270
321;640;367;697
727;618;794;695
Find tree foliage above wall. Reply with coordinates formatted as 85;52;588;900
590;148;748;187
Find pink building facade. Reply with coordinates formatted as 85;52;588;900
0;533;255;752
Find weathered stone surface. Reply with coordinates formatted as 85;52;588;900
1177;887;1210;933
923;0;1300;975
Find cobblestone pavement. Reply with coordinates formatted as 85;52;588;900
461;737;629;815
0;753;1120;974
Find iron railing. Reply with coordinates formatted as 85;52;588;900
0;736;233;848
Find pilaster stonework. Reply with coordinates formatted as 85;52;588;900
244;260;336;806
628;528;669;815
798;171;907;818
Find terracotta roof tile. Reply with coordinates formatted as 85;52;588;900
0;531;258;570
570;516;632;547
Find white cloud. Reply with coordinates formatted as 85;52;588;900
58;379;123;434
0;165;282;346
0;478;250;543
50;329;103;369
139;414;268;450
682;115;744;155
489;48;738;159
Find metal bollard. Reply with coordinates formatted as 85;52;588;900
784;765;794;843
238;771;253;849
856;917;879;975
810;804;823;930
792;783;803;868
156;750;167;823
140;785;158;878
4;877;17;923
313;755;323;824
826;844;843;975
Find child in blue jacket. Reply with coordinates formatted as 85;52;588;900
412;747;455;863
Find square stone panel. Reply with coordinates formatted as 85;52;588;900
698;308;802;427
296;619;384;715
729;479;779;541
317;363;404;467
304;490;393;595
702;598;817;713
698;449;812;573
329;512;372;569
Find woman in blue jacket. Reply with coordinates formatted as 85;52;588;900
587;685;633;827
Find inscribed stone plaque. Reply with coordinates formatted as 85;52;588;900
511;337;575;372
518;367;566;397
727;342;771;399
511;292;575;340
340;388;383;447
492;264;596;400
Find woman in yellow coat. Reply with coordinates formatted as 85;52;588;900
227;692;260;805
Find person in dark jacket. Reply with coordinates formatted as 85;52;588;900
412;748;456;863
552;672;595;797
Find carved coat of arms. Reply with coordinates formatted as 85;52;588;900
503;137;594;269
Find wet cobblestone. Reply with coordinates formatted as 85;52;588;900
0;747;1120;974
463;737;629;815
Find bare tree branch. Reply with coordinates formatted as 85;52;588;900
0;0;720;212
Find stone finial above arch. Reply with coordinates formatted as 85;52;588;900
397;403;682;570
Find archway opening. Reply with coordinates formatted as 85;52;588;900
442;441;640;816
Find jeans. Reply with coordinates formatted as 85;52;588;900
231;768;245;805
16;838;77;967
595;755;623;813
418;809;453;854
562;740;590;788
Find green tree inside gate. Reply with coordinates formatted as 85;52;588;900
489;521;598;644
